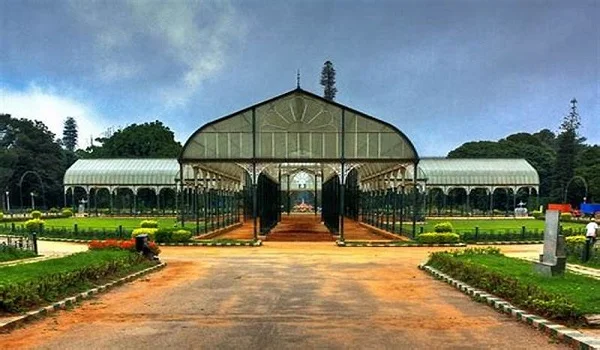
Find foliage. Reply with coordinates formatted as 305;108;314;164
48;207;59;214
560;212;572;221
426;249;596;322
30;210;42;219
153;228;192;243
531;210;543;219
0;245;37;262
0;250;154;312
62;117;78;152
83;121;182;158
0;114;71;209
24;218;44;232
417;232;460;244
0;212;3;220
140;220;159;228
552;100;583;202
320;61;337;101
172;229;192;242
89;239;136;251
131;228;158;241
433;222;454;233
62;208;73;217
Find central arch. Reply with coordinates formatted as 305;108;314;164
179;88;420;240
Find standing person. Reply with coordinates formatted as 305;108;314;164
586;217;599;245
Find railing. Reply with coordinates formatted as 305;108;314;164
0;233;38;255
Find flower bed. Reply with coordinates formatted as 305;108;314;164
0;250;156;313
425;248;600;324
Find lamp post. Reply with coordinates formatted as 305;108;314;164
5;191;9;212
30;192;35;210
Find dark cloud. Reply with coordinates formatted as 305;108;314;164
1;0;598;155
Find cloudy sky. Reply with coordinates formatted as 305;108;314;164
1;0;598;156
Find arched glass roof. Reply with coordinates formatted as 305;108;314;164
404;158;539;188
180;88;419;181
64;159;189;188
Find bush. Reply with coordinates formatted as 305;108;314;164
0;250;152;312
433;222;454;233
172;229;192;242
560;213;572;221
25;219;45;232
89;238;161;256
48;207;59;214
426;249;579;321
417;232;460;244
140;220;159;228
30;210;42;219
531;210;543;219
154;229;173;243
100;208;111;215
61;208;73;217
0;212;3;220
131;228;158;241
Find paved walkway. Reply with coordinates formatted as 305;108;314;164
218;215;393;242
0;243;570;349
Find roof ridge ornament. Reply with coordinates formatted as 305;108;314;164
296;69;301;89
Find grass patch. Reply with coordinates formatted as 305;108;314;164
0;246;37;262
0;250;156;313
426;248;600;323
422;219;586;232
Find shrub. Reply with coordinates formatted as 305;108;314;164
48;207;59;214
560;213;572;221
25;219;45;232
426;249;579;321
172;229;192;242
30;210;42;219
0;212;3;220
417;232;460;244
531;210;543;219
433;222;454;233
89;239;136;252
61;208;73;217
154;229;173;243
140;220;159;228
131;228;158;241
100;208;111;215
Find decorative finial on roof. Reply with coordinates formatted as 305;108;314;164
296;69;301;89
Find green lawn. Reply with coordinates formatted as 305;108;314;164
8;217;186;230
421;219;586;233
447;253;600;315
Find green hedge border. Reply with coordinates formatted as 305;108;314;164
37;237;262;247
0;262;166;332
419;264;600;349
337;241;466;247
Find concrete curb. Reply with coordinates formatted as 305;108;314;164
0;262;166;332
159;240;262;247
37;237;262;247
337;241;466;247
472;240;543;245
419;264;600;350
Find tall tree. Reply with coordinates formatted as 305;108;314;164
84;121;182;158
320;61;337;101
551;99;583;203
62;117;78;152
0;114;67;209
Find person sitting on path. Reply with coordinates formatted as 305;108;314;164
586;217;598;245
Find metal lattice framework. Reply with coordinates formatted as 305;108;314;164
179;88;421;239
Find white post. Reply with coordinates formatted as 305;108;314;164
5;191;9;212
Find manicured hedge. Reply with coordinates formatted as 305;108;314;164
0;245;37;262
131;228;158;240
417;232;460;244
433;222;454;233
154;229;193;243
0;250;155;312
426;248;600;322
